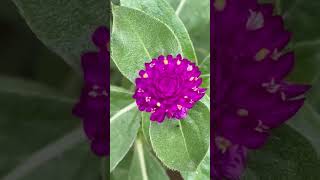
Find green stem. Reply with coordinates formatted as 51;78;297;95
2;128;84;180
101;158;107;180
135;138;148;180
175;0;186;16
275;0;281;15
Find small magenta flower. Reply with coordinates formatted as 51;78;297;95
133;54;206;123
73;26;109;156
213;0;310;178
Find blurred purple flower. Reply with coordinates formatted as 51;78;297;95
213;139;247;180
213;0;310;178
133;54;206;123
73;26;109;156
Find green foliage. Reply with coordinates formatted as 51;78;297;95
149;102;210;171
111;5;182;82
199;55;210;94
166;0;210;60
288;78;320;156
244;125;320;179
22;143;101;180
0;77;99;179
12;0;109;71
110;86;140;171
111;139;169;180
181;149;210;180
283;0;320;84
120;0;197;62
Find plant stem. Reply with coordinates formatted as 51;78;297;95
2;127;85;180
135;138;148;180
275;0;281;15
101;158;107;180
175;0;186;16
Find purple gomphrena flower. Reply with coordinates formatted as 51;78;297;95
213;0;310;178
73;26;109;156
133;54;206;123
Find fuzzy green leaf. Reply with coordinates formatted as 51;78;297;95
166;0;210;60
11;0;109;71
199;54;210;95
243;125;320;179
0;77;101;179
110;86;140;171
181;148;210;180
149;102;210;171
111;5;182;82
111;139;169;180
120;0;197;62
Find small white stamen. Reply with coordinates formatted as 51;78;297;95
143;73;148;78
192;86;198;91
271;49;281;60
255;120;269;133
281;92;286;101
246;10;264;31
102;90;108;96
255;48;270;61
187;64;193;71
197;89;205;94
262;78;280;93
92;85;99;90
237;108;249;117
88;91;98;98
215;136;231;153
145;96;151;102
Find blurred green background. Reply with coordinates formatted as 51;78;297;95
0;0;128;95
0;1;104;179
0;0;74;92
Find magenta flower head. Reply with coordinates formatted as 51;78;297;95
73;26;109;156
213;0;310;178
133;54;206;123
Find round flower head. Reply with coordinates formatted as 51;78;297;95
73;26;109;156
133;54;206;123
213;0;310;178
